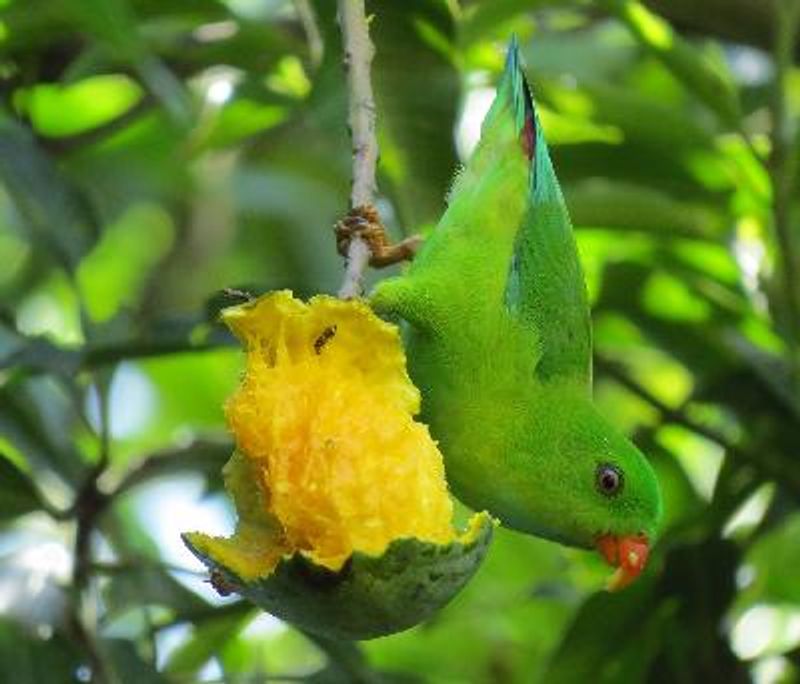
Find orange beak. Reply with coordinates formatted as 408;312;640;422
595;534;650;591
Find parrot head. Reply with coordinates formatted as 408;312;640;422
508;392;663;591
576;423;662;591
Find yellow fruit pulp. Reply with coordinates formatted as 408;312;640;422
219;291;455;577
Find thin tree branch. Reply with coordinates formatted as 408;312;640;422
72;453;111;590
111;437;230;498
339;0;379;210
67;381;114;684
89;559;208;578
82;337;226;369
67;610;111;684
151;600;250;632
338;237;372;300
336;0;379;299
334;1;422;299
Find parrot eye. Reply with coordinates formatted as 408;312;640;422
596;464;623;497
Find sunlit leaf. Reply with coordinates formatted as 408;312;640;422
17;75;144;139
745;513;800;605
66;0;191;123
605;0;741;126
77;202;174;322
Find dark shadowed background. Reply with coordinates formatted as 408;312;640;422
1;0;799;682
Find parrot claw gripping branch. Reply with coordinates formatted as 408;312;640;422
372;38;663;591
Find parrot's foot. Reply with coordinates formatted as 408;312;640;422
335;204;423;268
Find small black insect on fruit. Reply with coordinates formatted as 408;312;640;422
208;569;237;597
314;325;338;354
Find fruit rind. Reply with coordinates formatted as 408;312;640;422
183;512;493;641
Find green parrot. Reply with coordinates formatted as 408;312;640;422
371;40;663;589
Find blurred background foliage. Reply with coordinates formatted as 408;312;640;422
1;0;800;682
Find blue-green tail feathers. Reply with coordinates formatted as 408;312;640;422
483;36;538;170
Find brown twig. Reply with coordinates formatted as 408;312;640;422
335;0;420;299
73;377;113;589
67;610;111;684
69;376;114;684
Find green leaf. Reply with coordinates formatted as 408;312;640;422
77;202;174;322
369;0;460;230
216;624;326;680
460;0;555;47
66;0;190;123
16;75;144;139
199;99;288;150
115;440;230;496
563;80;716;151
641;271;713;323
0;452;41;520
521;18;637;83
0;380;86;484
302;633;380;684
542;579;662;683
566;179;725;238
639;438;704;535
164;603;254;676
165;18;297;74
0;620;83;684
0;116;97;271
545;539;743;682
0;0;72;58
604;0;741;126
746;513;800;605
101;638;165;684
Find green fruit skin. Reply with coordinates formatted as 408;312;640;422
183;514;492;641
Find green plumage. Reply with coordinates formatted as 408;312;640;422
372;40;662;550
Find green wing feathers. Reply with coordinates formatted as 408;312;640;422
498;39;592;387
503;45;592;386
372;39;591;388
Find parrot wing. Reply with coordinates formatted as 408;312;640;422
502;39;592;387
